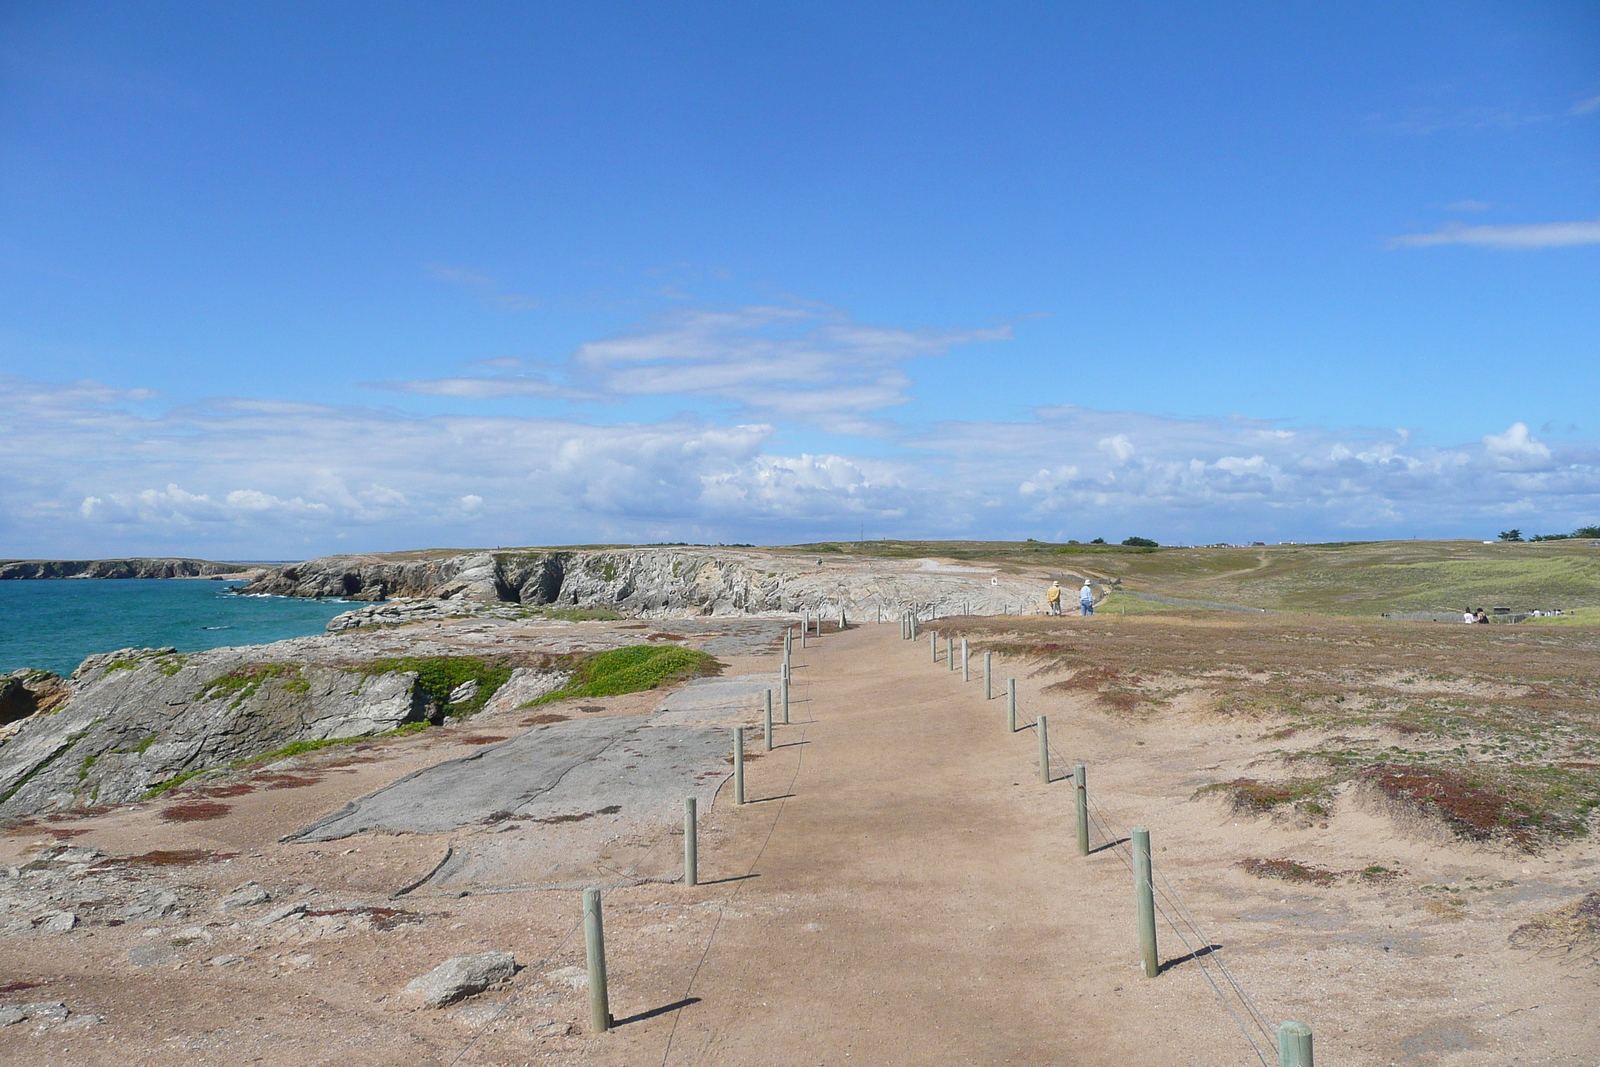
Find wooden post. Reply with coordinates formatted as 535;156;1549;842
839;609;846;630
801;617;807;648
910;614;917;640
684;797;698;886
947;636;955;671
961;637;970;681
1133;826;1158;978
984;652;993;700
734;727;745;805
1007;678;1017;732
1037;714;1050;783
781;677;790;724
584;887;610;1032
784;628;792;666
764;690;774;751
1073;764;1089;856
1277;1021;1314;1067
931;630;939;663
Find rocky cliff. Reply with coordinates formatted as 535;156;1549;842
0;647;445;818
0;558;246;580
243;547;1043;622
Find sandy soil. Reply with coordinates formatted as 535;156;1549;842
2;621;1596;1065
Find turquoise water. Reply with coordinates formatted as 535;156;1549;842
0;579;353;677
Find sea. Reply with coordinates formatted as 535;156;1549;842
0;579;354;677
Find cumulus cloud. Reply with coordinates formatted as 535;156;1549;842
1392;218;1600;250
373;302;1009;435
3;357;1598;557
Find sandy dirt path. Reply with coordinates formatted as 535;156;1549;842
582;624;1267;1067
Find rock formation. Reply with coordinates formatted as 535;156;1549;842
245;547;1040;623
0;558;246;580
0;646;449;817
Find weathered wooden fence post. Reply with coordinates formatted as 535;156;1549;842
984;651;993;700
584;887;610;1032
961;637;970;681
764;690;774;751
931;630;939;663
781;677;790;724
1277;1021;1314;1067
947;636;956;671
1037;714;1050;783
684;797;698;886
1133;826;1158;978
1007;678;1017;732
733;726;746;805
1073;764;1089;856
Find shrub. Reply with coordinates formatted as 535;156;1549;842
529;645;722;705
1121;536;1159;548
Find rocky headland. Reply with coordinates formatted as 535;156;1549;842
0;558;252;580
243;545;1050;622
0;546;1061;822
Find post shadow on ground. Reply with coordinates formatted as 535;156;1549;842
611;997;702;1027
1158;944;1223;974
745;793;795;804
696;872;761;886
1088;837;1129;855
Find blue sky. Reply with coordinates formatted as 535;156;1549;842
2;2;1598;557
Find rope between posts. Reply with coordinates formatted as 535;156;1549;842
447;643;813;1066
1079;780;1276;1066
968;645;1278;1067
661;645;818;1067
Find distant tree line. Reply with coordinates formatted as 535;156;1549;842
1498;526;1600;542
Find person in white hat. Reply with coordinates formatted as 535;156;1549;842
1079;580;1095;616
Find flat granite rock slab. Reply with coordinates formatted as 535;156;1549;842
284;713;740;844
650;675;780;726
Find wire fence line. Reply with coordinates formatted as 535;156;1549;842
975;644;1282;1067
660;636;820;1067
447;638;825;1065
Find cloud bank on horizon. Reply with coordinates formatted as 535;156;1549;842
3;300;1595;558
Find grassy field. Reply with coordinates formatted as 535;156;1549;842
791;537;1600;617
936;612;1600;851
306;537;1600;619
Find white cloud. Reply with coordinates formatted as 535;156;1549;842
1392;218;1600;250
3;356;1598;557
1443;200;1491;212
370;375;589;400
1570;94;1600;117
1098;434;1135;462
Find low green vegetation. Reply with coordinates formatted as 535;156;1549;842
355;655;513;715
529;644;722;705
512;605;625;622
141;768;206;800
198;663;307;708
230;720;431;768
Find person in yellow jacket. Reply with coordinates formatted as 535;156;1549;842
1046;580;1062;615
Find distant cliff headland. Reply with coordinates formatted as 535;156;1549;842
0;557;255;580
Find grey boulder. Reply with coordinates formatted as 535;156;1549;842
402;951;517;1008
